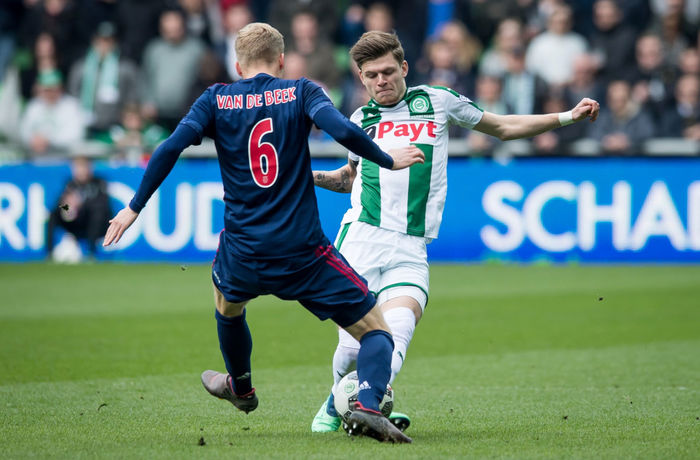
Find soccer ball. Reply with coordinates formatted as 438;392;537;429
333;370;393;422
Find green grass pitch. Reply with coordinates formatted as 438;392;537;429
1;263;699;459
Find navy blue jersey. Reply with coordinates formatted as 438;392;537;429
129;72;394;259
181;74;332;259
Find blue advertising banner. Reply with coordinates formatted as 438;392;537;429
0;157;698;262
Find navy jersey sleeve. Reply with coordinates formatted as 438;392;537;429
300;78;334;119
128;124;200;213
301;79;394;169
180;85;218;143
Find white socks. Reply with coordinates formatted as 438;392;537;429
383;307;416;383
333;306;417;386
332;336;358;385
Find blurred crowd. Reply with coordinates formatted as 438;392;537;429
0;0;699;162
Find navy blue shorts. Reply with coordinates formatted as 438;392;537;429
212;232;376;328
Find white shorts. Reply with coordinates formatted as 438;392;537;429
335;221;429;309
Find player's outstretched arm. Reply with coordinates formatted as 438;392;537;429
474;97;600;141
102;124;200;247
313;159;357;192
312;105;424;170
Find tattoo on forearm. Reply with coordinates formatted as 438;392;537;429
315;170;352;192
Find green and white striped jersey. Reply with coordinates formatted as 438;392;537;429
342;85;484;239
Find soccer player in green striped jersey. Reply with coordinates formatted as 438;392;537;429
311;31;600;433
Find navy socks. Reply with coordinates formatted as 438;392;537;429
215;309;253;395
326;392;338;417
356;329;394;412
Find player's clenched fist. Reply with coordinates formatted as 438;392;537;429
102;206;139;247
572;98;600;123
388;146;425;170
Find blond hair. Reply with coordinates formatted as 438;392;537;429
350;31;404;69
235;22;284;66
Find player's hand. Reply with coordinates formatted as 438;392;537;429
388;146;425;170
103;206;139;247
572;98;600;123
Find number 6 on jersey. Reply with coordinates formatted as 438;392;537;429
248;117;279;188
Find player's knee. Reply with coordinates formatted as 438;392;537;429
216;301;246;317
342;305;391;341
213;285;247;317
379;289;425;323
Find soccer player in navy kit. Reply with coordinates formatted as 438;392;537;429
102;23;423;443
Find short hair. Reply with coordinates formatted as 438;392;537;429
235;22;284;66
350;31;405;69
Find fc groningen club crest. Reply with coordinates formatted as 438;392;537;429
409;95;429;113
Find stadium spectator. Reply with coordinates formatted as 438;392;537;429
67;22;141;139
363;2;394;33
222;0;266;26
532;91;589;154
46;154;111;261
339;60;370;117
103;22;423;444
660;73;700;139
519;0;562;40
141;8;206;131
338;2;366;47
455;0;528;46
677;46;700;75
218;3;253;81
478;17;524;79
18;31;64;100
629;33;677;122
415;20;482;95
19;69;85;160
348;0;429;71
178;0;216;45
617;0;653;32
187;50;228;107
114;0;167;65
415;39;473;97
102;104;168;164
310;30;599;435
203;0;226;45
0;64;23;148
425;0;456;38
280;51;307;81
564;53;606;109
267;0;337;43
525;4;589;87
287;10;341;90
467;74;507;154
649;0;700;43
74;0;118;43
0;0;24;80
415;36;479;137
588;79;655;154
650;3;691;68
437;20;482;80
501;46;549;116
18;0;85;73
589;0;638;82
